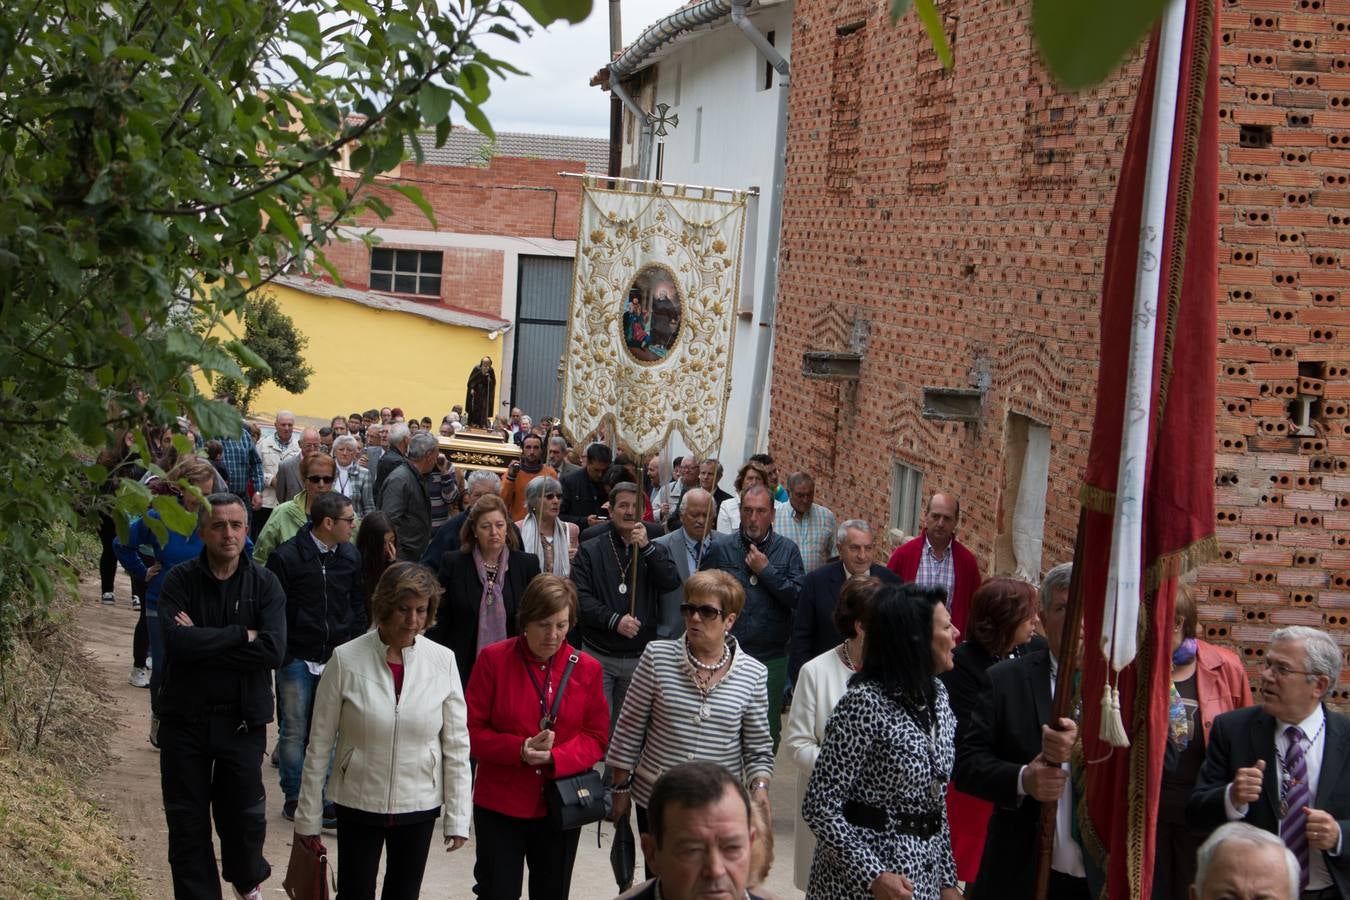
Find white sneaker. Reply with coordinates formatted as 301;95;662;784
233;886;263;900
131;595;142;611
129;667;150;688
100;592;115;605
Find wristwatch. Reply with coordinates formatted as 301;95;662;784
748;779;769;792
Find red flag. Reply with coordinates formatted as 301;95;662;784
1076;0;1219;897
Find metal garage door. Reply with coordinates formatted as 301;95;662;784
511;255;573;420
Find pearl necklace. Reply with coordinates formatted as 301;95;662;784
686;638;730;672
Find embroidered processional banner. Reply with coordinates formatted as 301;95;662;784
559;177;748;457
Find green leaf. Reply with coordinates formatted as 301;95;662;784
418;82;454;124
289;10;323;56
185;394;242;440
913;0;953;69
458;101;495;140
889;0;912;22
152;494;198;536
225;339;270;374
1032;0;1167;89
390;184;437;228
517;0;593;26
458;64;490;104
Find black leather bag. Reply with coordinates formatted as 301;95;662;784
546;768;607;831
536;653;607;831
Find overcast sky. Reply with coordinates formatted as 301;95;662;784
476;0;677;137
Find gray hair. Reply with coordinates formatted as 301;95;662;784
465;469;502;494
1270;625;1344;686
407;432;438;459
524;475;562;516
1193;822;1298;900
785;471;814;491
548;435;568;451
387;422;411;446
1040;562;1073;612
835;519;873;546
333;435;358;452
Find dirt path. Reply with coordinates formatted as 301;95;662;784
78;573;805;899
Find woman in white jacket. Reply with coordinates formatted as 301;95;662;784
782;576;883;891
295;561;472;900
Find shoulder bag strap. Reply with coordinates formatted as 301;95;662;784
549;653;580;722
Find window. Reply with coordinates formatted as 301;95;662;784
760;31;777;91
890;460;924;539
369;248;442;297
993;414;1051;580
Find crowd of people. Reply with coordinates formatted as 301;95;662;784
93;401;1347;900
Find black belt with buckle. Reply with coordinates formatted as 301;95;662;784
842;800;943;838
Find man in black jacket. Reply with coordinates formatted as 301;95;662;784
559;441;612;529
572;482;680;731
265;491;365;823
952;562;1085;900
158;493;286;900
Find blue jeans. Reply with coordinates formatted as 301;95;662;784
276;658;325;802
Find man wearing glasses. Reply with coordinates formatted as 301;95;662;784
1188;626;1350;899
274;427;323;505
264;490;366;826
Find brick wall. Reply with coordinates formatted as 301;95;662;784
769;0;1349;693
321;155;584;312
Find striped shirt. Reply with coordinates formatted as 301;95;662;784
914;536;956;603
607;638;774;806
775;503;838;572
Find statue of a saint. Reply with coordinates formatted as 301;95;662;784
465;356;496;428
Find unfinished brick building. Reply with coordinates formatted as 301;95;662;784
766;0;1349;694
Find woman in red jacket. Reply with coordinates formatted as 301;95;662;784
466;575;609;900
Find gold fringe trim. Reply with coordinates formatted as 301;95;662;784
1079;483;1116;515
1126;595;1156;900
1140;534;1219;595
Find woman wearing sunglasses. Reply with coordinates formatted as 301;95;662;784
255;451;341;564
606;569;774;846
517;475;578;577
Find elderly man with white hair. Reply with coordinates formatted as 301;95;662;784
1188;625;1350;898
331;434;372;516
1191;822;1299;900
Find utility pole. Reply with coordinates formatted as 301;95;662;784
607;0;623;178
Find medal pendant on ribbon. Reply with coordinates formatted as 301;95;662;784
749;575;758;586
930;782;943;802
699;703;711;720
618;583;628;595
540;717;553;731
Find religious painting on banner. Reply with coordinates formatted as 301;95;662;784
559;177;748;457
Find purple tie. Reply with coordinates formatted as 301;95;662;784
1279;725;1310;889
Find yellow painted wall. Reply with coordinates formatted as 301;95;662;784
218;282;502;422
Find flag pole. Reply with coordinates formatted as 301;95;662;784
1034;509;1089;900
1098;0;1189;747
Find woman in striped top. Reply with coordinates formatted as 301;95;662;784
606;569;775;835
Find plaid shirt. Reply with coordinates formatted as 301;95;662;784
774;502;838;572
914;536;957;602
218;429;263;499
338;463;373;517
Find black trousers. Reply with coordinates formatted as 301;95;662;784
1048;870;1092;900
131;576;148;667
159;715;270;899
472;805;581;900
335;805;437;900
250;505;272;540
98;513;119;594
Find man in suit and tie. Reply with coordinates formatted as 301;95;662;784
954;562;1087;900
572;481;681;730
1188;626;1350;899
652;488;721;639
788;519;899;682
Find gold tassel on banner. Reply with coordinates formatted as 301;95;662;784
1099;677;1130;748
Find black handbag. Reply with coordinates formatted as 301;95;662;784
541;653;607;831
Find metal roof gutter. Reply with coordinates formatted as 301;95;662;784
609;0;734;78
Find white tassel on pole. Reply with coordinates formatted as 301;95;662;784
1099;0;1189;748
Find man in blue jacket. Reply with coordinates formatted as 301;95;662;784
264;490;366;824
158;493;286;900
700;483;804;751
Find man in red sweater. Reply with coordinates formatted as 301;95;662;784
886;492;981;634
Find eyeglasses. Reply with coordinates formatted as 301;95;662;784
1260;659;1315;678
307;475;334;484
336;516;356;524
544;492;562;500
679;603;725;621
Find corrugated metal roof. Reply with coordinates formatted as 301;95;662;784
271;274;510;332
410;128;608;174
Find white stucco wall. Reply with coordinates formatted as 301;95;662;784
624;1;793;482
